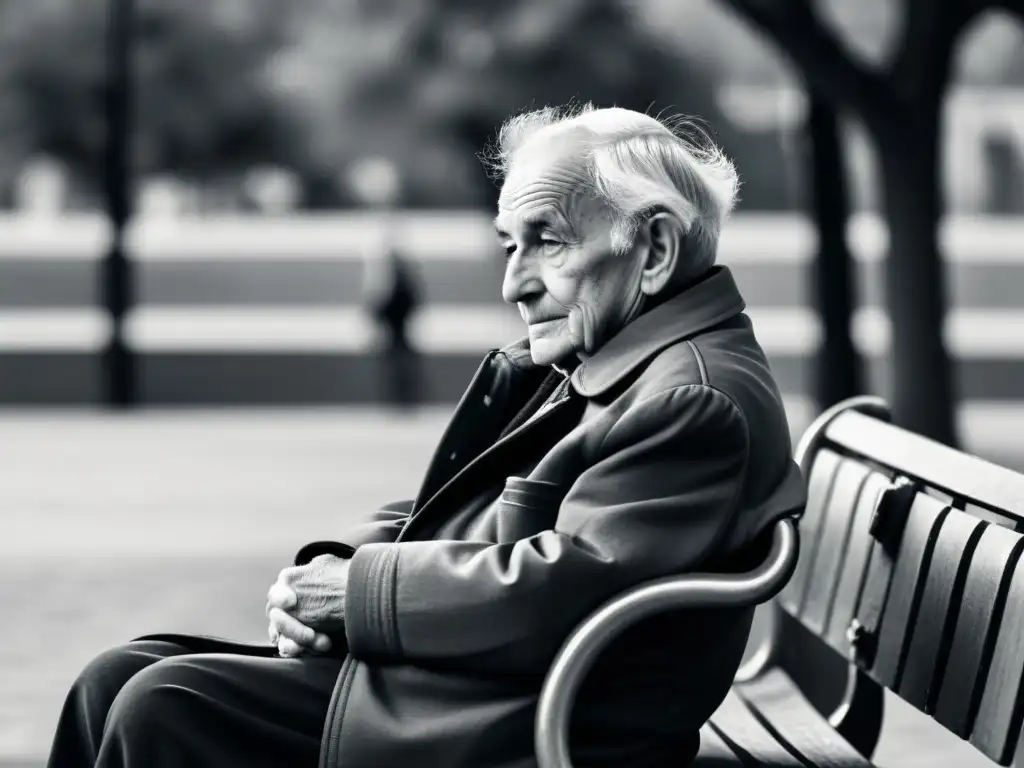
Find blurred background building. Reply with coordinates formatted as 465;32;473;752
1;0;1023;418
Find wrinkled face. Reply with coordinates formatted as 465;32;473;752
494;130;646;366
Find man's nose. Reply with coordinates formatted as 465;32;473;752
501;250;540;304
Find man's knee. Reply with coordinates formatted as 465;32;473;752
103;655;206;743
67;641;188;722
71;642;156;699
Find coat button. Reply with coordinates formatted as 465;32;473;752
449;452;458;461
483;395;492;407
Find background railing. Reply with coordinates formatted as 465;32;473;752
2;210;1023;463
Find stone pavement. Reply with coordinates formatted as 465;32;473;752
0;408;1005;766
1;408;446;762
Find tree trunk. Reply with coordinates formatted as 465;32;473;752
805;94;863;409
876;109;959;447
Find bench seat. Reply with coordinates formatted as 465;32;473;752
697;668;871;767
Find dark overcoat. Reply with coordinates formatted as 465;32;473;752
293;265;806;767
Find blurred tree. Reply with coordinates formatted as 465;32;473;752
330;0;790;209
0;0;318;201
803;92;863;411
721;0;1024;446
0;0;794;210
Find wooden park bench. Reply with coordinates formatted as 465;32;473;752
536;394;1024;767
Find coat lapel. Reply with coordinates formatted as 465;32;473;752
397;382;582;542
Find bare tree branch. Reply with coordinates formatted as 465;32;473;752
890;0;1024;109
719;0;894;124
890;0;975;107
979;0;1024;20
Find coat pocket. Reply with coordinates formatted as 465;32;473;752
495;476;567;543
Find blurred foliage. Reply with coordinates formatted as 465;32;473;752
0;0;792;209
322;0;791;208
0;0;327;201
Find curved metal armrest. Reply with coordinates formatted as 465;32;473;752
534;517;799;768
793;395;890;475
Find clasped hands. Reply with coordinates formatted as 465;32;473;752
266;554;350;658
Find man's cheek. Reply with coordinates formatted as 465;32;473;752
574;289;620;352
568;307;585;348
568;303;599;353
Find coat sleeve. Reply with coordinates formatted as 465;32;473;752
294;499;413;566
343;385;751;676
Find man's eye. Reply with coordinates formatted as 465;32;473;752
503;244;517;258
540;238;563;250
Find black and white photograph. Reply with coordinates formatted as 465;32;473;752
3;0;1024;766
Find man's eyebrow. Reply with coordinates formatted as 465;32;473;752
493;211;571;237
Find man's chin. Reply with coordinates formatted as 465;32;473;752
528;336;578;367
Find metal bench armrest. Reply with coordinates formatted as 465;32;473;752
534;517;800;768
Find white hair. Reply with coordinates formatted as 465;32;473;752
483;103;740;276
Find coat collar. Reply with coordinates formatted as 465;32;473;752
571;265;746;396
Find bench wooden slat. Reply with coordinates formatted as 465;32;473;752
708;690;804;766
825;409;1024;519
897;510;986;712
695;723;744;766
800;460;872;635
824;472;890;657
844;484;906;661
847;481;916;670
779;449;842;616
935;523;1024;737
869;494;950;689
739;668;873;767
970;545;1024;764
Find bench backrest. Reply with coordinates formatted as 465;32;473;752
788;401;1024;766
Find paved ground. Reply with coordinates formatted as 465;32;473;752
0;408;1005;766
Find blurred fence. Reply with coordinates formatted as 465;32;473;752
2;211;1024;450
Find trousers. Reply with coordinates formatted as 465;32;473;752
47;636;343;768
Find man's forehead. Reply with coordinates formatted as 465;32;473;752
505;128;588;184
496;130;591;222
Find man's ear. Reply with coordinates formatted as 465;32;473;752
636;211;684;297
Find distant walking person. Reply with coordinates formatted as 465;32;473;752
351;157;423;407
365;237;421;406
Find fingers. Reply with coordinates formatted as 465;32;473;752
268;607;333;653
265;564;336;656
278;631;332;658
266;580;298;613
269;606;316;646
277;636;306;658
268;620;315;657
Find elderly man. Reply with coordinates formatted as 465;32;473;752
48;103;804;768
